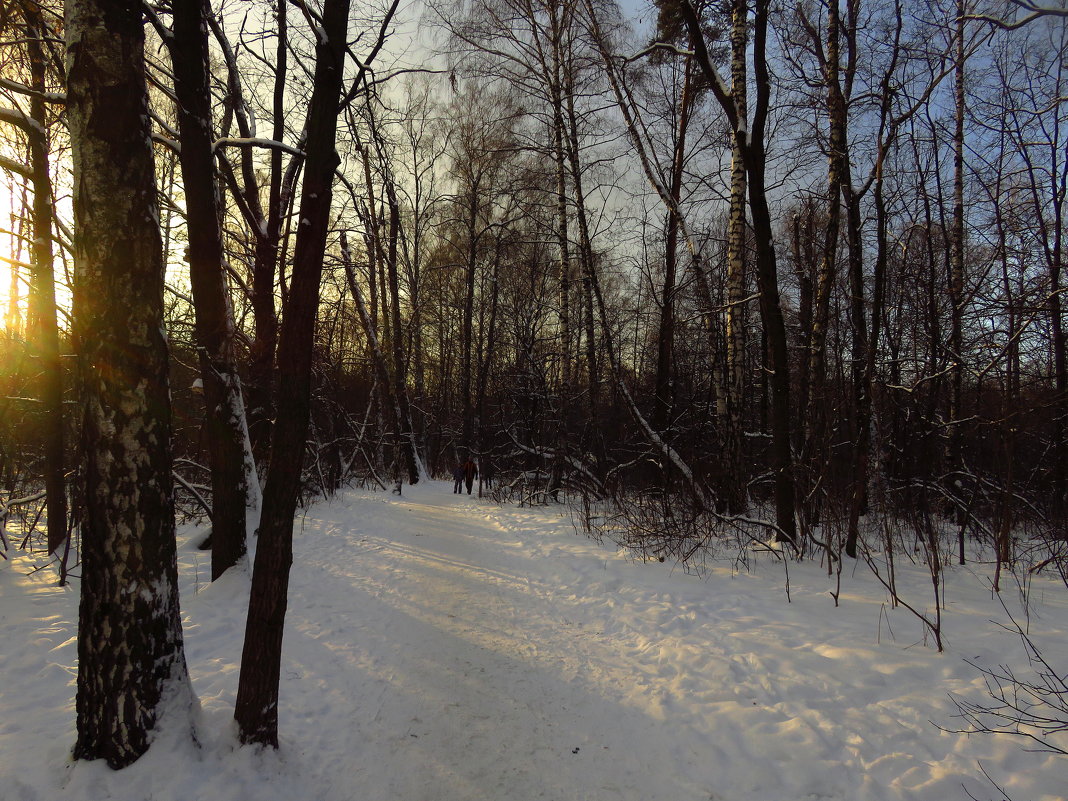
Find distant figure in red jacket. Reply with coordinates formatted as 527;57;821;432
462;458;478;495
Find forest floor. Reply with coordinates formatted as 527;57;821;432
1;480;1066;801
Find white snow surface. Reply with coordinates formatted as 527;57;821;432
1;481;1066;801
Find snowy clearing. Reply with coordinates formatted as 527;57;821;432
1;480;1066;801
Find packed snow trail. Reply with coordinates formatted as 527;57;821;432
234;482;1065;801
281;486;714;800
2;480;1066;801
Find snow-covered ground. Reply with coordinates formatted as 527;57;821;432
1;481;1066;801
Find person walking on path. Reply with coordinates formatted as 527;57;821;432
452;462;464;494
462;458;478;495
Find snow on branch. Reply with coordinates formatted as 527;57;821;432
0;77;64;105
0;489;47;518
0;153;30;179
0;106;46;138
172;471;213;521
213;137;305;157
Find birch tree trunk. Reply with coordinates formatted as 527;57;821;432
66;0;193;766
549;0;572;499
680;0;797;542
723;0;748;514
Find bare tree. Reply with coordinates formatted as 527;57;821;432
679;0;798;543
160;0;260;579
209;5;299;461
0;2;68;564
235;0;401;747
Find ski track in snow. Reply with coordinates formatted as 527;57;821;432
1;480;1066;801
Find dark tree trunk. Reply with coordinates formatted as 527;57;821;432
950;0;967;562
746;165;798;545
745;2;796;544
791;202;816;447
340;231;418;486
461;180;479;455
380;172;421;483
846;153;887;558
361;166;388;474
66;0;192;767
234;0;350;748
563;62;602;461
23;5;67;558
798;0;847;529
652;63;691;436
171;0;256;580
845;6;904;558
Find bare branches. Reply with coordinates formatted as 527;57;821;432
967;0;1068;30
944;602;1068;756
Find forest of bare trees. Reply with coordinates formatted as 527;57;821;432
1;0;1067;766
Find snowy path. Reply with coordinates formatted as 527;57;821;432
282;487;713;800
2;480;1066;801
242;483;1066;801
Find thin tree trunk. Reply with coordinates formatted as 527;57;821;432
845;2;906;557
475;226;504;493
234;0;350;747
341;233;421;484
367;121;424;484
209;11;289;461
461;180;479;455
23;6;66;558
361;174;388;473
844;178;878;558
652;62;691;436
385;194;421;484
583;0;722;497
171;0;258;579
588;237;711;511
792;202;815;446
800;0;846;527
562;57;601;440
549;30;571;497
950;0;967;562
